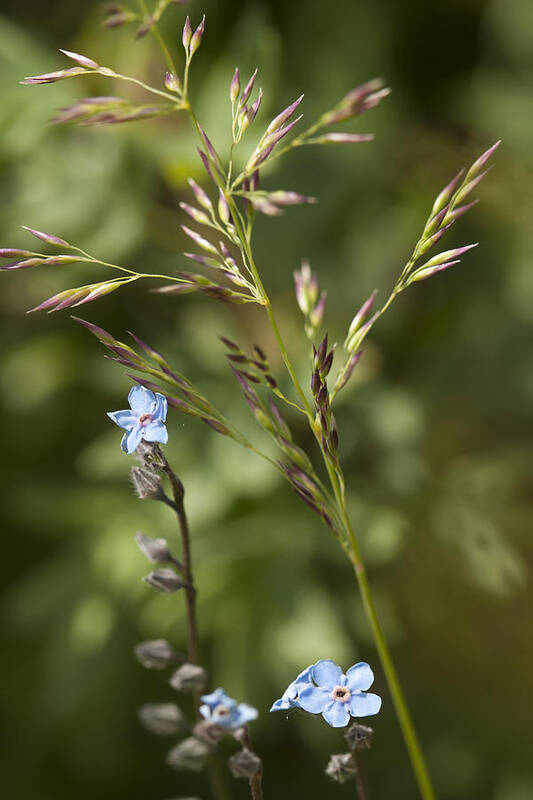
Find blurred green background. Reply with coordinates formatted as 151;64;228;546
1;0;532;798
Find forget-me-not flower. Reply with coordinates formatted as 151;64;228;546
107;385;168;454
269;665;314;712
271;659;381;728
200;688;258;730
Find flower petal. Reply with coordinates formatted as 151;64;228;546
322;700;350;728
345;662;375;692
143;420;168;444
311;659;343;690
107;410;137;430
153;392;168;422
349;691;382;718
270;697;291;712
294;665;314;684
235;703;259;725
121;424;143;454
128;384;155;414
201;688;233;708
298;685;331;713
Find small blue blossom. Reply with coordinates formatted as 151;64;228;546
107;385;168;454
200;688;258;730
269;665;314;711
271;659;381;728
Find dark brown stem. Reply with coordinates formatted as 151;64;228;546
352;749;368;800
160;455;200;665
240;727;264;800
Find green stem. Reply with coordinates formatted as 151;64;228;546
337;496;436;799
98;68;182;103
151;24;177;75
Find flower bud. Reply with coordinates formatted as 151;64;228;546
170;663;208;692
138;703;185;735
134;638;181;669
166;737;210;771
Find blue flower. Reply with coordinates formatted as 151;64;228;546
200;688;258;730
270;665;314;711
271;659;381;728
107;385;168;454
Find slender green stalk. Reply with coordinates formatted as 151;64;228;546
339;501;435;799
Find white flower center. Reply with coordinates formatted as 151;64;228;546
331;685;351;703
139;413;154;426
214;705;231;719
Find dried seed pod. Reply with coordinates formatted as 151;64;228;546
131;469;166;502
134;639;181;669
134;531;178;564
143;568;183;593
325;752;357;783
170;663;208;692
138;703;185;735
344;722;374;751
166;737;210;771
193;719;227;744
229;749;262;780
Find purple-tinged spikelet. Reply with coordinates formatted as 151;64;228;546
265;94;304;136
59;49;98;69
21;67;88;85
239;68;258;108
313;133;374;144
230;68;240;103
181;225;219;255
187;178;213;212
182;15;192;48
22;226;71;247
189;15;205;56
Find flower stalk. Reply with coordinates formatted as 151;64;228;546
157;447;200;666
